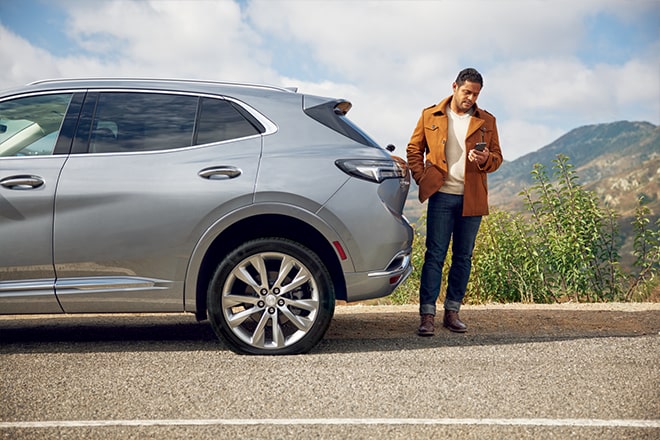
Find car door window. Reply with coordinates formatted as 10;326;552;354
195;98;262;145
89;92;198;153
0;93;73;157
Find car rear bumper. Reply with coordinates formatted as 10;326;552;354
343;249;413;302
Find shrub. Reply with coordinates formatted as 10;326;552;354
391;155;658;305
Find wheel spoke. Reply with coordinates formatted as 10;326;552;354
285;297;319;312
272;255;296;289
234;255;268;293
250;310;270;347
280;306;314;331
226;306;262;328
278;264;312;295
223;293;260;308
271;311;285;348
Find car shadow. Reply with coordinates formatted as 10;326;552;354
0;308;657;355
0;314;222;354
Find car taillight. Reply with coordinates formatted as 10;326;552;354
335;158;407;183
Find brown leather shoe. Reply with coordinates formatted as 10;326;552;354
443;310;467;333
418;314;435;336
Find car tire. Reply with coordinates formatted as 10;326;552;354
207;237;335;355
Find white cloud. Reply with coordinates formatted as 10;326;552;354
499;119;566;162
487;58;613;127
59;0;278;82
0;26;62;85
614;59;660;121
488;56;660;127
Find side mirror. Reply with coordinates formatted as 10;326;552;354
386;144;395;152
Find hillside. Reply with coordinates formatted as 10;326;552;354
403;121;660;264
487;121;659;215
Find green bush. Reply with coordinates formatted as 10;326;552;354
390;154;659;305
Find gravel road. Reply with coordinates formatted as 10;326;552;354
1;303;658;439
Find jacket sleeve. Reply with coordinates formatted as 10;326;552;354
479;116;503;173
406;111;427;185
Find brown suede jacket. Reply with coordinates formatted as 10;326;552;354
406;95;503;216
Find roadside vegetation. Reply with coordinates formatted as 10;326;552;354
388;155;659;305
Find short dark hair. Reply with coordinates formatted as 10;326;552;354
455;68;483;87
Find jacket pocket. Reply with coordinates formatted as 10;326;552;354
418;161;446;202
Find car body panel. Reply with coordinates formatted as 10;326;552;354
53;137;262;312
0;156;67;314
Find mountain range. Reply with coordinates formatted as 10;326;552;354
403;120;660;264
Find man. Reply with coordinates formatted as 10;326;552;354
406;68;502;336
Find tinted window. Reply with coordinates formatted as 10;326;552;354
0;94;72;157
90;92;197;153
195;98;261;145
304;99;379;148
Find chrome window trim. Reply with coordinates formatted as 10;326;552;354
0;89;81;103
83;133;263;156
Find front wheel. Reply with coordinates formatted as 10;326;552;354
207;238;335;355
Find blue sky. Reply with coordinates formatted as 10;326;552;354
1;0;658;160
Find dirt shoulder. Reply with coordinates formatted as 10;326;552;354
328;303;660;340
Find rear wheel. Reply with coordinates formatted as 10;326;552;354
207;238;335;355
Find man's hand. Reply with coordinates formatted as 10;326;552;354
468;147;489;166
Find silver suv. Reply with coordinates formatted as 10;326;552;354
0;78;413;354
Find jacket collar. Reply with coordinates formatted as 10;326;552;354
431;95;483;118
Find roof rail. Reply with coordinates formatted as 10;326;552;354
27;77;298;93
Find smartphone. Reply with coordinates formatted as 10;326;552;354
475;142;487;152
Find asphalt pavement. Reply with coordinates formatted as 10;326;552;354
0;303;658;439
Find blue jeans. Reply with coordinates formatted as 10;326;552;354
419;192;482;316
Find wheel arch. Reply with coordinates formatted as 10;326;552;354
188;211;347;321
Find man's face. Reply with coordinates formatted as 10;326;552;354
452;80;482;113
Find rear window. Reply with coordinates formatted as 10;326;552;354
303;99;380;148
90;92;197;153
195;98;262;145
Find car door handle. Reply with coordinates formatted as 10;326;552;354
0;175;45;190
198;166;242;180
